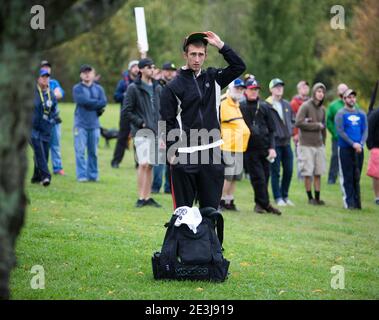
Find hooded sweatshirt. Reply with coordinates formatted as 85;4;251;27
295;83;327;147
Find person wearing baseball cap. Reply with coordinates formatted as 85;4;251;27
160;31;246;210
265;78;295;208
219;79;249;212
335;89;368;210
79;64;93;73
243;73;255;82
182;32;208;52
39;60;66;176
124;56;162;208
39;69;50;77
128;60;139;71
111;60;140;169
240;76;281;215
159;62;177;86
40;60;51;68
72;64;107;182
162;62;177;71
342;88;357;99
30;69;58;187
245;77;260;89
137;58;154;69
269;78;285;90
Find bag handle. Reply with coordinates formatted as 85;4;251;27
165;207;225;246
200;207;224;247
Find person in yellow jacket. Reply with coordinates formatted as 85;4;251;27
220;79;250;211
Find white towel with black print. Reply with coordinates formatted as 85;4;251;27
174;206;202;234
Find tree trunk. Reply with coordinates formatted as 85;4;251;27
0;0;125;300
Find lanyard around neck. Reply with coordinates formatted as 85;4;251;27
37;85;52;114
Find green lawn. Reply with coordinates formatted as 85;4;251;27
10;102;379;300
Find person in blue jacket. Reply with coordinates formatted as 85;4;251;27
31;69;58;186
335;89;368;210
40;60;65;175
72;64;107;182
111;60;139;168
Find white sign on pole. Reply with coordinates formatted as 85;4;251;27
134;7;149;53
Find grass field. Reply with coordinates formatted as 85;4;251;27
10;102;379;300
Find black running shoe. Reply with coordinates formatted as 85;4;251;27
145;198;162;208
254;204;266;214
111;162;119;169
135;199;146;208
226;200;239;211
266;204;282;215
315;199;326;206
31;177;40;184
41;178;50;187
219;199;226;211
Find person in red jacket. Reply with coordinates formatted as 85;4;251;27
290;81;310;141
290;80;310;179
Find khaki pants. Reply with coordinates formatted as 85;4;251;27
297;145;326;176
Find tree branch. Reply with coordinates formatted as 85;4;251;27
36;0;127;50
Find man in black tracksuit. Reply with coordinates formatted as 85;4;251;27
240;78;281;215
160;31;246;209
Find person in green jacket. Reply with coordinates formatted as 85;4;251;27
326;83;348;184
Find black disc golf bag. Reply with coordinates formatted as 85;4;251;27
152;207;230;282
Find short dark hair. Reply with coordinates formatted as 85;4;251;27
184;40;207;53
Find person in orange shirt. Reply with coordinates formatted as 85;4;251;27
220;79;250;211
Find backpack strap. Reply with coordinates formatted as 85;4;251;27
200;207;224;247
164;214;177;228
160;215;179;268
163;215;177;243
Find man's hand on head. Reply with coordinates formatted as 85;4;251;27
204;31;224;50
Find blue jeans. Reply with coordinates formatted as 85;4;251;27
270;144;294;201
50;123;63;172
74;127;100;181
152;164;171;193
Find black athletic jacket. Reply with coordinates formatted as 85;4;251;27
123;76;162;136
160;44;246;153
240;98;275;151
